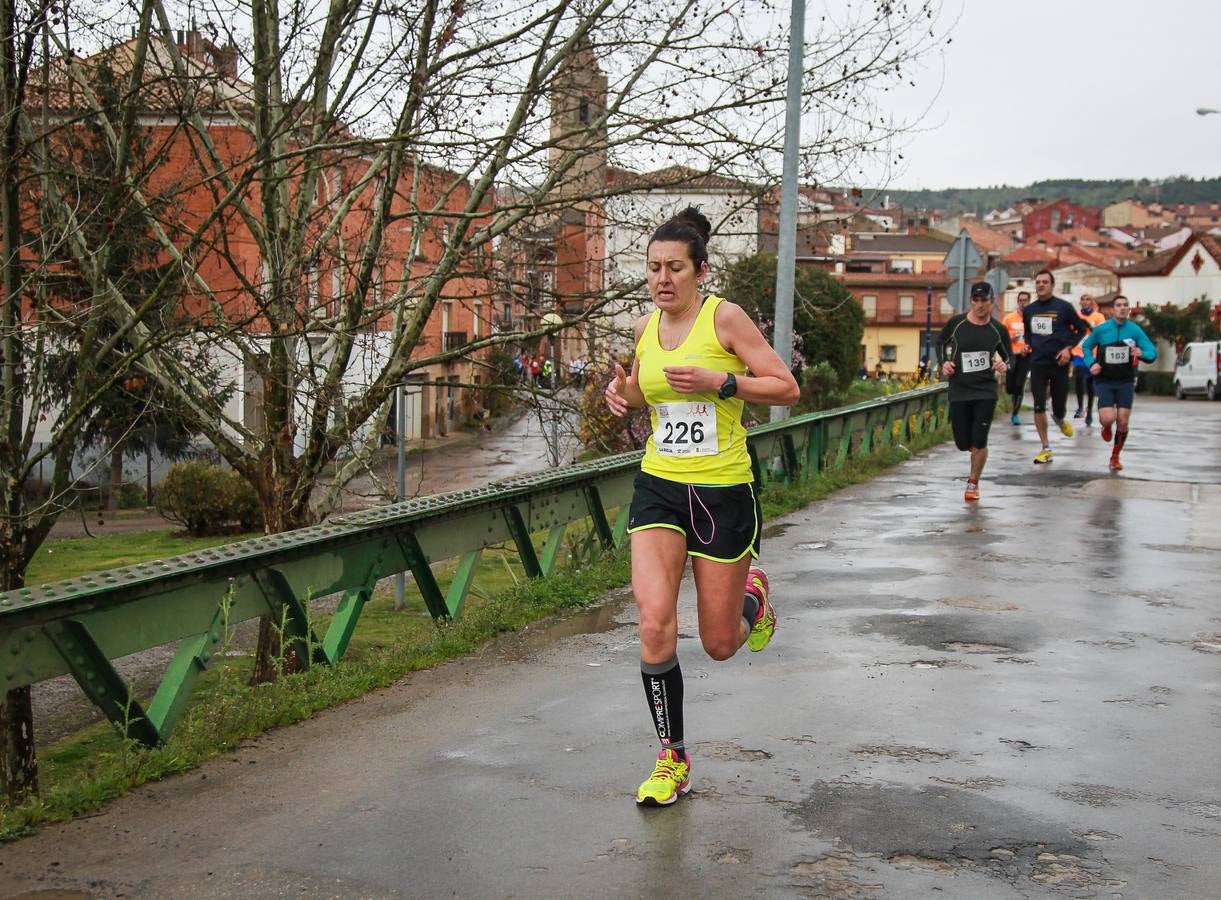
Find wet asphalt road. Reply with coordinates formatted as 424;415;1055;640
2;396;1219;899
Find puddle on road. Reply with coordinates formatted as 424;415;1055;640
694;740;772;761
1192;633;1221;653
852;744;954;763
794;540;832;551
939;596;1018;611
820;566;925;583
788;780;1120;891
852;613;1039;655
490;591;634;661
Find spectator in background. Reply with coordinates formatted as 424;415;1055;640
1002;290;1032;425
1071;293;1106;425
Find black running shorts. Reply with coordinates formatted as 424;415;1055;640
1029;363;1069;418
949;397;997;451
627;471;761;563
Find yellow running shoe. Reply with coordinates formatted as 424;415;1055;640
745;565;775;652
636;748;691;806
1058;419;1074;437
1033;448;1054;464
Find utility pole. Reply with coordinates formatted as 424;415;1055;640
924;286;933;379
770;0;805;424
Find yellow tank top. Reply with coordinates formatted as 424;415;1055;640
637;295;751;484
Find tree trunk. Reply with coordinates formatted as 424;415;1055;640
107;446;124;510
0;686;36;803
248;473;311;685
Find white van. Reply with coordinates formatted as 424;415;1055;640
1173;341;1221;400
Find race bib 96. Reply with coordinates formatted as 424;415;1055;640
1031;316;1054;336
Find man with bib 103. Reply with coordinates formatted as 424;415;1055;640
1079;294;1157;472
603;206;799;807
936;282;1012;502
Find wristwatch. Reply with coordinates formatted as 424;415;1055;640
718;372;738;400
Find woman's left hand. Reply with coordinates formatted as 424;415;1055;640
662;366;720;395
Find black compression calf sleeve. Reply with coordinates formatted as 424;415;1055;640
641;656;684;751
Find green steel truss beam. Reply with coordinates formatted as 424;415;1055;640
0;386;947;749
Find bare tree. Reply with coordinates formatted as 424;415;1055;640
1;0;946;797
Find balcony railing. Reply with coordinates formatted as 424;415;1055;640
443;331;468;352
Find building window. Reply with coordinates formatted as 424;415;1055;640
899;295;914;316
880;345;898;363
939;295;952;315
473;301;481;338
890;259;914;274
579;98;590;124
862;295;877;319
1062;281;1071;294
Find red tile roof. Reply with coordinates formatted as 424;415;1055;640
35;36;251;113
606;165;757;192
835;272;952;287
1118;233;1221;276
1001;245;1056;265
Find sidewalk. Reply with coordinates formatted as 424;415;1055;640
46;412;535;540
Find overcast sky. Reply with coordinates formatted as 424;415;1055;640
868;0;1219;190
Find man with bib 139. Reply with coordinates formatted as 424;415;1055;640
603;207;799;807
1079;295;1157;472
937;282;1012;501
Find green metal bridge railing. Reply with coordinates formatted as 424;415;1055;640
0;384;947;751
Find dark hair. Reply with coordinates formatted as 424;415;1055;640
1017;290;1031;300
648;205;711;269
1114;294;1128;303
1034;269;1055;285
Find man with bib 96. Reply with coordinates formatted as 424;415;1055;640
603;207;800;807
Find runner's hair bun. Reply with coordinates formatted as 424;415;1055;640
668;205;711;244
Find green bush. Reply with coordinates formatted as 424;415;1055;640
116;482;148;509
156;461;264;536
1137;371;1175;396
802;361;847;411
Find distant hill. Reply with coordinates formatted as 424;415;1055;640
866;177;1221;214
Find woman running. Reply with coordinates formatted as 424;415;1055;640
603;207;800;806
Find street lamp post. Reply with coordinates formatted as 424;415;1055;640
541;312;563;466
394;382;409;610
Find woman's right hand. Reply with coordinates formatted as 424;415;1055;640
604;363;629;417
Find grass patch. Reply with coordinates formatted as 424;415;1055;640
0;421;949;839
26;530;261;585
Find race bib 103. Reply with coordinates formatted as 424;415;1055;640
1103;345;1131;365
653;402;719;457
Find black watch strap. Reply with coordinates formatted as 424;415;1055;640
718;372;738;400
